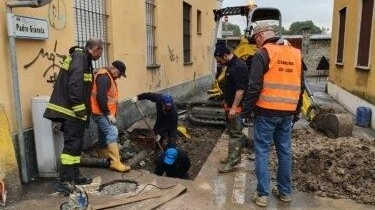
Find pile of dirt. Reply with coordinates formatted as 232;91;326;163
270;126;375;204
119;120;224;180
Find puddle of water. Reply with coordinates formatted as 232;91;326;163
99;180;138;196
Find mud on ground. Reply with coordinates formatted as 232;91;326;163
119;120;224;180
118;116;375;205
270;126;375;205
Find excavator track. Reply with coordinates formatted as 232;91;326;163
186;101;226;127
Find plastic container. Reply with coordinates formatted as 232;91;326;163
355;106;372;127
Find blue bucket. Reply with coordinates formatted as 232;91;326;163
355;106;372;127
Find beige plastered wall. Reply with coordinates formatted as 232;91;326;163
329;0;375;104
0;0;216;133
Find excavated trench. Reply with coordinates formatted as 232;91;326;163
119;118;224;180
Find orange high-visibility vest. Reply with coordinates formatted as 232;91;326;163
255;43;302;111
91;68;118;116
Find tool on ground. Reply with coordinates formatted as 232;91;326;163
60;185;90;210
0;180;7;207
133;102;164;152
177;125;191;139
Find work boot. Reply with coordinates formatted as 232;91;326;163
88;147;109;158
252;194;268;207
219;140;235;164
218;142;242;173
55;165;75;196
54;181;74;196
72;165;93;185
108;143;131;172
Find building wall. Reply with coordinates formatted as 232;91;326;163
0;0;217;133
0;0;218;181
329;0;375;104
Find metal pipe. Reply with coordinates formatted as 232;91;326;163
6;1;39;8
6;4;30;183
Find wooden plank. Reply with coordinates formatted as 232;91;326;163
91;191;163;210
140;183;187;210
90;184;186;210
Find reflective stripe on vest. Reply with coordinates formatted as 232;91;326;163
61;48;83;71
256;43;302;111
61;153;80;165
91;68;118;116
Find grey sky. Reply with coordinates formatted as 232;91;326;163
222;0;333;32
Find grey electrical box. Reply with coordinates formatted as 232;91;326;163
31;96;64;177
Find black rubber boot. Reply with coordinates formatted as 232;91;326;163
54;181;74;196
218;142;242;173
55;165;74;196
72;165;92;185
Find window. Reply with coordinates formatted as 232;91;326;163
146;0;157;66
357;0;374;68
73;0;108;68
197;10;202;34
336;7;346;64
183;2;191;63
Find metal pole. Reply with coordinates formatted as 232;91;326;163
133;103;164;152
6;5;28;183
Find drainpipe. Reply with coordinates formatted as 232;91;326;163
6;1;40;183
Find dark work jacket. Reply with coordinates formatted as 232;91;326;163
95;73;112;116
154;149;191;179
44;47;94;123
224;55;249;106
137;92;178;138
243;37;305;117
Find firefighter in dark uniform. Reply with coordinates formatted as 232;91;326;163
44;38;103;196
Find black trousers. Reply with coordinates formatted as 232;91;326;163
61;120;85;156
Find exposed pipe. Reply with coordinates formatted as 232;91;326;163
5;0;42;183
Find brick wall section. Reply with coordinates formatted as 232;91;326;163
304;38;331;76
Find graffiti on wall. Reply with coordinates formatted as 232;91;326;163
48;0;67;30
167;45;179;62
24;40;66;85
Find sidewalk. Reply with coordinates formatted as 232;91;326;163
3;77;375;209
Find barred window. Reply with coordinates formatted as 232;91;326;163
73;0;108;68
146;0;157;66
183;2;191;63
357;0;374;68
336;7;346;64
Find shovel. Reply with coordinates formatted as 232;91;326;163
133;102;164;152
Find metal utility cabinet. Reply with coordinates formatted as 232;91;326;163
31;96;64;177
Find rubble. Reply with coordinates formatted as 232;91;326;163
270;125;375;205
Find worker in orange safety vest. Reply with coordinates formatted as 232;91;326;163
242;22;305;207
90;60;131;173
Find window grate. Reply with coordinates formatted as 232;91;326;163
183;2;191;63
73;0;108;68
146;0;157;66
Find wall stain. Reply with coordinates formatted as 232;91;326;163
167;45;179;62
24;40;66;85
48;0;67;30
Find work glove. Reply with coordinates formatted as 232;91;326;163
155;134;161;142
131;96;138;104
107;115;117;124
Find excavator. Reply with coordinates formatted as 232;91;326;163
187;1;282;126
187;1;353;138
